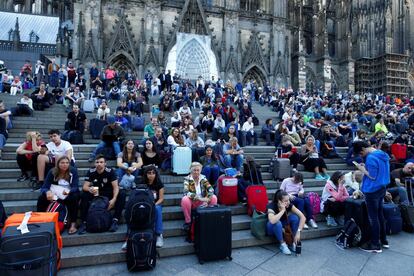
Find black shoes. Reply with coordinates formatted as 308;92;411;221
359;242;382;253
17;174;29;182
78;222;87;235
381;240;390;249
182;222;191;232
109;219;119;232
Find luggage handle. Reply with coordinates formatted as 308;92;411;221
16;212;32;234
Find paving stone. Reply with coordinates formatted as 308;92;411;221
231;246;275;270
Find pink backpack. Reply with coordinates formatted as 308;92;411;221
307;192;321;218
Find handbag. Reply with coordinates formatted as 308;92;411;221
283;213;294;245
251;208;267;240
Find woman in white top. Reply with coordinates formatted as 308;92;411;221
10;76;22;96
167;127;185;147
97;101;110;120
241;116;258;146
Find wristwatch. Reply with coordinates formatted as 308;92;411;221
297;229;302;232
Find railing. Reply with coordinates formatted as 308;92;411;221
0;40;56;54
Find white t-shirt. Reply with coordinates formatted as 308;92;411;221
195;183;202;198
46;140;75;162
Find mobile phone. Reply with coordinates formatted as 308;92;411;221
352;161;359;167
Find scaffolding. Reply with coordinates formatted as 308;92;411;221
355;53;409;96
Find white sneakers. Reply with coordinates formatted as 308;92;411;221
156;234;164;248
309;219;318;229
279;242;292;255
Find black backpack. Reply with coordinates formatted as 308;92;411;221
127;229;157;271
86;196;113;233
124;186;155;230
335;218;362;249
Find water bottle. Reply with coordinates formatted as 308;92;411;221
295;241;302;256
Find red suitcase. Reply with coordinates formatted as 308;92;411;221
246;185;268;216
218;175;239;205
391;143;407;161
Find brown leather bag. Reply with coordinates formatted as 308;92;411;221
283;213;294;245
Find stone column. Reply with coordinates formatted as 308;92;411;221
6;0;14;11
24;0;32;13
47;0;52;15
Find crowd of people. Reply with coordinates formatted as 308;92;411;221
1;59;414;257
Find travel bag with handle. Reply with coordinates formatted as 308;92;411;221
89;118;107;139
217;175;238;205
82;99;95;113
126;229;157;271
131;116;145;131
272;158;291;180
86;196;113;233
0;212;62;275
172;146;192;175
399;203;414;233
246;185;268;216
194;206;232;264
124;186;155;230
383;202;403;235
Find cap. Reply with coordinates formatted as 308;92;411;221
107;116;116;124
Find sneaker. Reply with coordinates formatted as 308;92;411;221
336;215;345;226
17;174;29;182
109;219;119;232
322;173;330;180
121;241;127;251
381;240;390;249
359;242;382;253
303;223;309;230
309;219;318;229
289;243;296;253
326;215;338;227
315;174;325;180
182;222;191;231
78;222;87;235
156;234;164;248
279;242;292;255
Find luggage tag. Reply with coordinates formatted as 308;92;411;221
17;211;32;234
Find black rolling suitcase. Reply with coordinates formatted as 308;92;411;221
0;222;59;276
194;206;232;264
344;198;371;245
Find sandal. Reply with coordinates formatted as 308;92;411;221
68;227;78;235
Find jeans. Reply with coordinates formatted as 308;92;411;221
202;165;220;186
266;214;299;242
224;154;244;171
181;195;218;223
0;134;6;150
155;205;163;235
292;196;313;221
246;131;258;145
387;187;409;204
365;187;387;247
116;164;140;180
92;141;121;158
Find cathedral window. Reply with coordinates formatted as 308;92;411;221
240;0;259;12
29;31;39;43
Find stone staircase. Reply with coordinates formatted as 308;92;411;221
0;94;353;268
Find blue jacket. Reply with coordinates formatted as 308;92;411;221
41;167;80;194
361;150;390;193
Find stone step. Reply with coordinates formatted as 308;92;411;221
60;225;340;268
0;186;324;211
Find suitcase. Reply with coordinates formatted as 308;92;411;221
89;118;107;139
217;175;238;205
0;212;62;275
126;229;156;271
194;206;232;264
131;116;145;131
383;203;403;235
172;146;192;175
400;203;414;233
83;99;95;113
391;143;407;161
344;199;371;245
246;185;268;216
272;158;291;180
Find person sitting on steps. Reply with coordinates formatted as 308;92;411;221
16;131;44;182
267;190;306;255
78;154;126;234
88;116;125;162
35;129;75;190
36;156;80;234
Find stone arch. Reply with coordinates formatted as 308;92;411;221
106;51;137;76
305;66;316;92
176;38;210;80
243;65;268;88
330;68;340;94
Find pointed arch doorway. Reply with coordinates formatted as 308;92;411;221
107;52;138;78
243;66;267;88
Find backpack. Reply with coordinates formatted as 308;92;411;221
47;201;68;233
86;196;113;233
335;218;362;249
307;192;321;218
124;186;155;230
0;200;7;229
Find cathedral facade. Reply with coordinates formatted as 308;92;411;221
2;0;414;94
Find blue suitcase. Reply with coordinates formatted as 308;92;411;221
383;202;403;235
89;118;107;139
172;146;192;175
131;116;145;131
